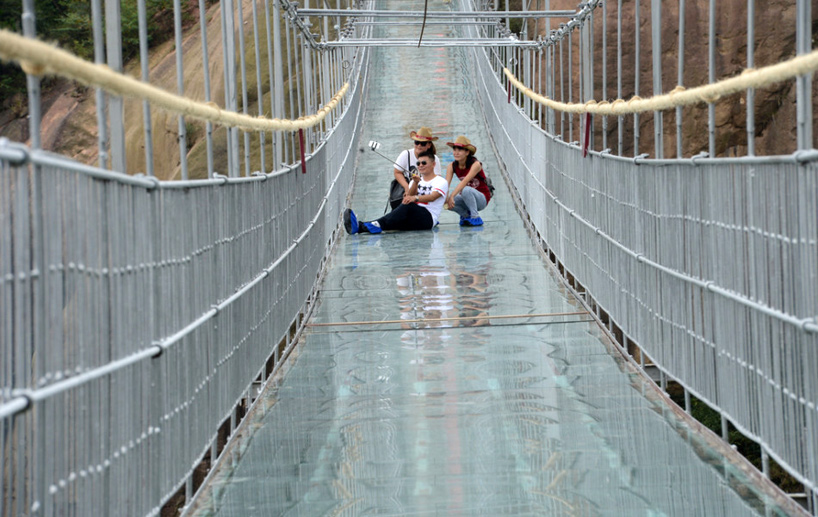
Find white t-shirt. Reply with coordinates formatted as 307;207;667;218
416;174;449;225
395;149;442;177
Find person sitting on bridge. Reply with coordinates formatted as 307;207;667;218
388;127;443;210
345;148;448;234
445;135;492;226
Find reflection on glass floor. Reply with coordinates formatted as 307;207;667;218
191;225;794;516
188;3;798;516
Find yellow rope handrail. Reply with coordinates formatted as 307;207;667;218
504;47;818;115
0;29;347;131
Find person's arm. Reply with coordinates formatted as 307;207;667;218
402;176;420;203
444;163;456;209
393;167;410;190
444;163;454;185
413;189;443;204
393;151;411;190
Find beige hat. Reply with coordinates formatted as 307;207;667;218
409;127;439;142
446;135;477;154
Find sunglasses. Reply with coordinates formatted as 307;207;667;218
414;141;430;146
417;160;430;166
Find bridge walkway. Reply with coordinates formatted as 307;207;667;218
186;9;794;516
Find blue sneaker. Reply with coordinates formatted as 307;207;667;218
459;217;468;226
343;209;358;235
363;221;382;234
466;216;483;226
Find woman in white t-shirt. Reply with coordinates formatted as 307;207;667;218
345;149;448;234
389;127;443;210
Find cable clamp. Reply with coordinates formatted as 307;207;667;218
150;341;165;358
0;139;31;165
633;153;650;165
690;151;709;165
793;149;818;163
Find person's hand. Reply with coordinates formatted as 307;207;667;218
402;194;413;204
446;196;454;209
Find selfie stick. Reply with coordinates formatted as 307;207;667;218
367;141;411;173
368;141;418;214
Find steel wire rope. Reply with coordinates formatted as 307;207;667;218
503;47;818;115
472;38;818;496
474;52;818;337
0;188;320;421
0;87;363;421
307;310;591;327
0;29;348;132
417;0;429;47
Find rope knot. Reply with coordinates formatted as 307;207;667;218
610;98;627;115
700;89;722;104
20;60;46;76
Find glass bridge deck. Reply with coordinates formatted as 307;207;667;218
188;4;797;515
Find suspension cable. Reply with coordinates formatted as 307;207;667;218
0;29;348;132
504;46;818;115
417;0;429;47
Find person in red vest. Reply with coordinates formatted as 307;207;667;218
444;136;492;226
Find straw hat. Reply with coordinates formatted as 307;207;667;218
446;135;477;154
409;127;438;142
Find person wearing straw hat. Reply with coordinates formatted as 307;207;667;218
344;148;447;234
388;127;443;210
445;136;492;226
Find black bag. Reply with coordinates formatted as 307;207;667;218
387;178;406;210
385;150;414;212
484;173;496;196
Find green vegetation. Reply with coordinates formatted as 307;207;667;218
668;385;803;495
0;0;174;102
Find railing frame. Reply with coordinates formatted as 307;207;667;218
466;11;818;509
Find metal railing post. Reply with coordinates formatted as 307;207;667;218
105;0;126;173
173;0;189;179
676;0;685;158
651;0;663;159
633;0;640;156
137;0;155;176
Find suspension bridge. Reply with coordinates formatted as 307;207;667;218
1;0;816;515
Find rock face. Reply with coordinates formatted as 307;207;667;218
533;0;817;157
0;0;226;180
3;0;815;167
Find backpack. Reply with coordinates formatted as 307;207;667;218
483;172;496;196
387;177;407;210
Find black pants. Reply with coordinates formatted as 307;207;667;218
373;203;433;231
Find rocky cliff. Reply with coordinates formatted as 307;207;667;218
2;0;815;172
535;0;817;157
